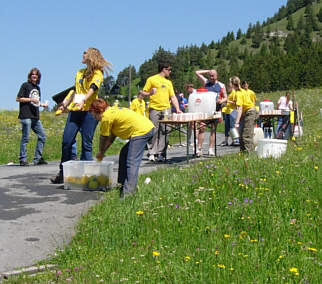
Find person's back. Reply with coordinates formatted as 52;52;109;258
130;95;146;116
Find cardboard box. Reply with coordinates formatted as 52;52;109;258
62;161;114;191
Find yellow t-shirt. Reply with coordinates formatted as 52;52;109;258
244;88;256;104
222;90;237;114
130;98;146;116
143;74;175;110
100;107;154;139
236;89;255;114
68;68;103;111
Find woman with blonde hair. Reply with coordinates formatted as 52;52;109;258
232;76;256;152
51;48;112;184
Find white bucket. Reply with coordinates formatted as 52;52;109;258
253;127;264;146
256;139;288;159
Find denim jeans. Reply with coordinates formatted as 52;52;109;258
224;110;237;137
59;111;98;172
19;118;46;163
118;129;154;195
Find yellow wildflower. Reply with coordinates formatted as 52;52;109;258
224;234;230;238
217;264;226;269
289;267;299;276
214;250;219;255
308;247;317;252
276;170;280;175
136;210;144;215
296;147;302;151
314;166;318;171
184;256;191;262
152;251;160;257
239;231;248;239
291;136;296;141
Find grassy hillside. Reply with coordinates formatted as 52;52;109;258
7;89;321;283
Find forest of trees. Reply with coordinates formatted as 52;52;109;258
101;0;322;99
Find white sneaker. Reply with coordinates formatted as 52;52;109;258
208;148;215;156
196;149;202;157
149;154;155;162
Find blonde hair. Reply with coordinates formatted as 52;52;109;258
230;76;241;91
84;48;112;80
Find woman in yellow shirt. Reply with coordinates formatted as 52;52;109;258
90;98;154;198
233;76;257;152
51;48;112;184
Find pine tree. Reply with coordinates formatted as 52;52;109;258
318;7;322;22
287;15;294;30
236;28;242;40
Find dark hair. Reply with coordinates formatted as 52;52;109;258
185;83;194;89
158;62;170;73
89;98;108;114
27;68;41;84
241;81;248;87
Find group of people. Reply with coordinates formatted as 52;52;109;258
16;47;261;198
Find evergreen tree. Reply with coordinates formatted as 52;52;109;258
236;28;242;40
286;15;294;30
246;23;253;38
208;40;216;49
318;7;322;22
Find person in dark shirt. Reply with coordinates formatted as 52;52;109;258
16;67;48;166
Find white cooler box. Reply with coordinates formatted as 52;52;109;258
62;160;114;191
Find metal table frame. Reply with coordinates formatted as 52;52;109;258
159;118;219;163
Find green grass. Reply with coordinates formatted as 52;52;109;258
4;88;322;283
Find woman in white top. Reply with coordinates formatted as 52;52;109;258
276;92;293;139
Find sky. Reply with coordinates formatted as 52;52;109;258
1;0;287;110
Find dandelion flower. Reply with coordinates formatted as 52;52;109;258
136;210;144;215
275;170;280;175
152;251;160;257
215;250;219;255
289;267;299;276
184;256;191;262
217;264;226;269
308;247;317;252
291;136;296;141
229;267;234;271
224;234;230;238
314;166;318;171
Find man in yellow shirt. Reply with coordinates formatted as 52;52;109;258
89;98;154;198
140;62;182;162
130;92;146;116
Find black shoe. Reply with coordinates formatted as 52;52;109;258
50;173;64;184
20;161;29;166
33;158;48;165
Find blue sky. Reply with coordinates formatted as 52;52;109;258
1;0;286;110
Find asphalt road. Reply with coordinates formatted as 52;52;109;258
0;132;239;274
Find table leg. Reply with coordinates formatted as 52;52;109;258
164;124;167;161
193;121;197;156
215;123;217;156
186;123;189;163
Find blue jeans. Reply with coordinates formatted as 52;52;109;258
59;111;98;172
118;129;154;195
224;110;237;137
19;118;46;162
